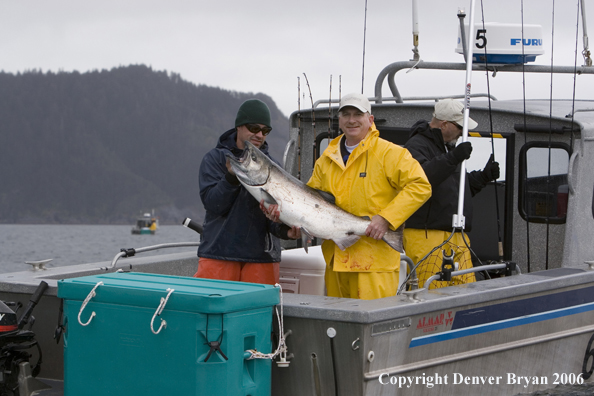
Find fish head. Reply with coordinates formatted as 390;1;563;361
227;141;271;186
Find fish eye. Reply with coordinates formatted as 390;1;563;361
251;154;257;161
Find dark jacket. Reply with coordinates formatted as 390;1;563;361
404;121;489;232
198;128;287;262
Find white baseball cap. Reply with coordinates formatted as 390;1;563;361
339;93;372;113
433;99;478;130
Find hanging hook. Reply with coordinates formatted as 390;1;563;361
78;281;103;326
150;288;174;334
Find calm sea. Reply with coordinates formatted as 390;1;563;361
0;224;199;274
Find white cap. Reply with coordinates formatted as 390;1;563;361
339;93;372;113
433;99;478;130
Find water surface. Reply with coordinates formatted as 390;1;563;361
0;224;199;274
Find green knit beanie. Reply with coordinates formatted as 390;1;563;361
235;99;271;128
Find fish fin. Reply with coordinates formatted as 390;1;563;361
382;223;404;253
360;216;371;221
260;189;278;206
333;235;361;251
300;227;314;253
314;189;336;205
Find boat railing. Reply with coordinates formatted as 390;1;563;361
312;93;498;109
109;242;200;269
423;262;522;290
374;60;594;104
109;217;205;269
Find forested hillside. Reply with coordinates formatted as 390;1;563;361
0;65;290;224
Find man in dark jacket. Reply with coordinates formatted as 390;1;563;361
195;99;299;285
404;99;499;289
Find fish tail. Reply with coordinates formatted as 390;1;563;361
382;224;404;253
334;235;361;251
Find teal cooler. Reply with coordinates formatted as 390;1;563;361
58;272;279;396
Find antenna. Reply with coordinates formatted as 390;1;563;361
581;0;593;66
407;0;422;72
361;0;368;93
328;75;333;134
411;0;420;61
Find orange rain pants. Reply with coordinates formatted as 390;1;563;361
193;257;279;285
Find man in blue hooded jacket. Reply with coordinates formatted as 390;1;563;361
195;99;299;285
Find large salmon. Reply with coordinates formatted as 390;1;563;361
227;141;403;253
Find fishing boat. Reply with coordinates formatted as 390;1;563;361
130;212;158;235
1;1;594;395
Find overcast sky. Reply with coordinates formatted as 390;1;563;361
1;0;592;117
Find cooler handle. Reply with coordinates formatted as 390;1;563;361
151;288;174;335
78;282;103;326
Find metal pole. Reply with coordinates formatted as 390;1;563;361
412;0;420;61
582;0;593;66
453;0;476;230
458;8;468;63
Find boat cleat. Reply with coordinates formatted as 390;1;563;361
402;288;426;303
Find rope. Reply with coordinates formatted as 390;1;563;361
244;284;288;363
150;288;174;335
78;281;103;326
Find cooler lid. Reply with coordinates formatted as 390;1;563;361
58;272;279;314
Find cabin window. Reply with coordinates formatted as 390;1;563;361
518;143;570;224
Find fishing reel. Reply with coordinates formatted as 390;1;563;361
0;282;49;396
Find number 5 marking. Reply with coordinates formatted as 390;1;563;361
476;29;487;49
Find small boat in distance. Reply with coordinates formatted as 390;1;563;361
131;212;158;235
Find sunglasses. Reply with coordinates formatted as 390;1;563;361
244;124;272;136
448;121;463;131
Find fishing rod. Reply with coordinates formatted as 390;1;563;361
478;0;504;268
520;0;531;273
361;0;368;94
297;77;302;179
328;75;333;135
302;73;316;170
543;0;558;270
453;0;477;232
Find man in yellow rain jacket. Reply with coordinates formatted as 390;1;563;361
307;93;431;300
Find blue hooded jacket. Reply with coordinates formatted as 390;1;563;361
197;128;287;262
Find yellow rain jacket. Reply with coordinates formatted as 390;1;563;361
307;126;431;272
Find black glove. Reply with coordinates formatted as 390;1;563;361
452;142;472;163
481;155;500;182
225;171;240;186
